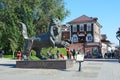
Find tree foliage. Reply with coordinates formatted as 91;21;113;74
0;0;70;55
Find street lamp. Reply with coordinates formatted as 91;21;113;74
116;28;120;47
116;28;120;63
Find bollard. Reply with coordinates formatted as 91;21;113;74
78;61;81;71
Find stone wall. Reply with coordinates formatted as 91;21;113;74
16;59;74;70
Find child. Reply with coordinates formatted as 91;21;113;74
17;51;22;61
60;53;64;59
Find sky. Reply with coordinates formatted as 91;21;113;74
63;0;120;45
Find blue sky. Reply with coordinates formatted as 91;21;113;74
63;0;120;45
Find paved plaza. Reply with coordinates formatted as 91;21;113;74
0;58;120;80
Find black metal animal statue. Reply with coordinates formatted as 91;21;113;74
19;18;70;60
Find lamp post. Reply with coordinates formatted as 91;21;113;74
116;28;120;47
84;31;86;54
116;28;120;63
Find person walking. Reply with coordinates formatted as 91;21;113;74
71;49;76;60
56;50;60;59
66;47;71;59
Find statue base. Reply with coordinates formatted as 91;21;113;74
16;59;74;69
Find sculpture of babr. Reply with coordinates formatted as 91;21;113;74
19;18;70;60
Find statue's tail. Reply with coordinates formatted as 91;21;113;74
19;22;29;39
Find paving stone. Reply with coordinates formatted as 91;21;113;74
0;58;120;80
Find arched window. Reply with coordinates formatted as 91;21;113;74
72;34;78;42
86;34;93;42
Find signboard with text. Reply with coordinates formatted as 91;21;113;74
76;54;84;62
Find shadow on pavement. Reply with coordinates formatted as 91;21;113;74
84;59;119;62
0;63;16;68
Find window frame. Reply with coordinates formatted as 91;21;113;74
79;24;84;31
86;34;93;42
87;23;92;31
72;24;77;32
72;34;78;42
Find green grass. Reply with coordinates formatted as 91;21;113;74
2;47;67;60
3;55;14;59
3;54;40;60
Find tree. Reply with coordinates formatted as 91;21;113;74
35;0;70;33
0;0;23;55
0;0;70;55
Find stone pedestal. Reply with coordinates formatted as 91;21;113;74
16;59;74;69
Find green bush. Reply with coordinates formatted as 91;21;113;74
36;47;66;59
2;47;67;60
29;56;40;60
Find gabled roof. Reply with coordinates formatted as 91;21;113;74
68;15;98;24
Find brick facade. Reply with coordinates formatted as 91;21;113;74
67;15;102;56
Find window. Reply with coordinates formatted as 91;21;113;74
72;25;77;32
86;34;93;42
79;24;84;31
87;23;91;31
72;34;78;42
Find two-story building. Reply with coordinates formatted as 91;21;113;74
67;15;102;55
